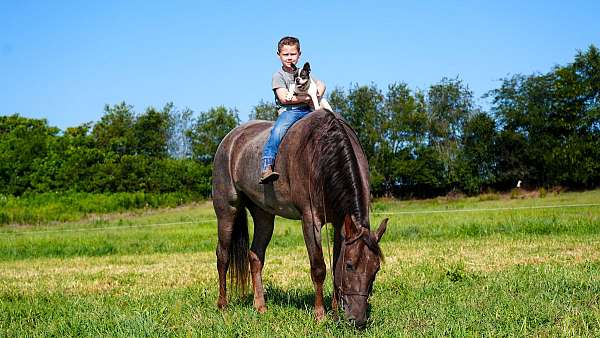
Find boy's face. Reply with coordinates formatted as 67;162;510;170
277;44;300;69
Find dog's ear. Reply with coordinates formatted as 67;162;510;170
303;62;311;73
290;63;298;71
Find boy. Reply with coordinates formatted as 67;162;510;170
259;36;326;184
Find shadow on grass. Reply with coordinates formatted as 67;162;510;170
227;283;333;311
263;284;375;330
263;284;333;311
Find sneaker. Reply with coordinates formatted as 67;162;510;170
259;166;280;184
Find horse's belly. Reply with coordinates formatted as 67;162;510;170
236;181;303;220
259;200;302;220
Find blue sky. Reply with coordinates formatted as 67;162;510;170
1;1;599;130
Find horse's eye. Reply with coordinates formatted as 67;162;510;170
346;262;353;271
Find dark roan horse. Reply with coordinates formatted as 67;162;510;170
212;109;388;328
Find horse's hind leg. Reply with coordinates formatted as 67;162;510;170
247;203;275;313
215;204;235;309
214;196;247;309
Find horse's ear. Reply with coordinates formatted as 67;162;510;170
343;214;358;238
375;218;388;242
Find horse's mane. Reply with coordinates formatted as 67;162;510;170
297;111;369;227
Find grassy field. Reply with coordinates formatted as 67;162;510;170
0;191;203;225
1;190;600;336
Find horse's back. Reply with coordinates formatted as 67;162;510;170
212;110;342;219
212;120;272;206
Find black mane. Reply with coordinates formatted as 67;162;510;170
297;111;369;226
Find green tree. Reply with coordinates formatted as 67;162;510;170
394;145;446;198
338;84;385;162
328;87;350;114
188;106;240;163
427;77;475;190
167;106;194;159
0;115;59;195
250;100;278;121
381;83;439;195
385;83;428;152
552;45;600;187
92;102;136;155
488;45;600;188
134;103;172;158
457;112;497;194
379;83;428;196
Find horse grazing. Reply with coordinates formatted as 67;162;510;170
212;109;388;328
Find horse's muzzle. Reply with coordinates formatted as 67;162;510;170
342;295;368;329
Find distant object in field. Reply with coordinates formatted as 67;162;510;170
517;180;522;188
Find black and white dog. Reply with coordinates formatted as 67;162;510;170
286;62;333;111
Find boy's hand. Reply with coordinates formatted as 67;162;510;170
305;94;317;109
275;88;312;106
287;93;312;106
297;94;313;107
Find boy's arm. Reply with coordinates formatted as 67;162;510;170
275;88;312;105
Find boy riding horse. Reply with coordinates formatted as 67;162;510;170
260;36;326;184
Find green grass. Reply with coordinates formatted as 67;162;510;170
0;191;204;225
1;190;600;336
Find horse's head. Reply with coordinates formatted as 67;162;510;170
335;214;388;328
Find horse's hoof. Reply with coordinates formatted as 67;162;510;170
255;305;267;314
217;298;227;309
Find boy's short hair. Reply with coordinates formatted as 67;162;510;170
277;36;300;53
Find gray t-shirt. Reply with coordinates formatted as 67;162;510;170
272;67;320;112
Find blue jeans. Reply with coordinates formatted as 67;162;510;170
261;107;311;171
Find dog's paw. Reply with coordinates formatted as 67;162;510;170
286;85;296;101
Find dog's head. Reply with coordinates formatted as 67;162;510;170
292;62;311;90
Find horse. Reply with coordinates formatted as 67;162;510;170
212;109;388;328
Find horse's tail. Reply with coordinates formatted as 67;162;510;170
229;200;250;295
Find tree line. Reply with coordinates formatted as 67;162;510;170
1;45;598;198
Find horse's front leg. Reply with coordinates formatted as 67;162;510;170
302;213;326;321
331;222;342;318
